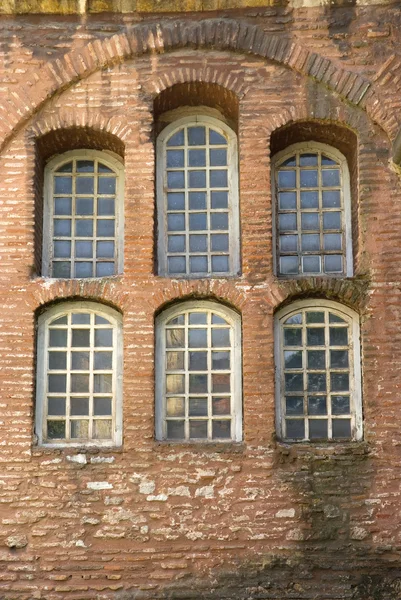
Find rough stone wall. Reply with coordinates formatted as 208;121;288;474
0;3;401;600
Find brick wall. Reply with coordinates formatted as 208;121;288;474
0;4;401;599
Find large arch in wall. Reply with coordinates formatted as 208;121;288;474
0;18;397;154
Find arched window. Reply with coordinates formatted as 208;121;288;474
155;301;242;441
274;300;362;442
42;150;124;279
157;116;240;278
273;143;352;277
35;302;123;446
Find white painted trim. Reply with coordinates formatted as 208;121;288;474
156;115;240;278
274;299;362;442
35;301;123;448
42;149;125;279
272;141;353;278
155;300;242;442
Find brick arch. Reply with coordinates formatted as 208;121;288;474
0;18;394;156
150;280;248;313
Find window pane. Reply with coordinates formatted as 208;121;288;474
54;219;71;236
284;350;302;369
168;257;186;274
211;191;228;209
189;351;207;371
309;419;327;439
332;395;350;415
94;374;112;393
212;373;230;393
48;374;66;393
189;170;206;188
332;419;351;438
285;396;304;416
286;419;304;439
94;397;112;416
98;198;115;216
300;191;318;209
189;421;208;439
47;420;66;439
93;420;112;440
70;397;89;416
70;420;89;439
308;396;327;415
95;329;113;347
48;397;66;416
189;374;208;393
212;329;230;347
166;420;185;439
71;374;89;393
166;374;185;394
188;126;205;146
278;171;296;188
212;420;231;439
188;149;206;167
76;198;94;216
285;373;303;392
211;256;229;272
212;397;230;415
189;398;208;416
300;170;318;187
49;351;67;370
189;329;207;348
71;351;90;370
279;192;297;210
189;192;206;210
166;397;185;417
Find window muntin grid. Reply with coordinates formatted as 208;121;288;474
44;151;123;279
155;302;242;442
36;303;122;446
274;144;352;277
157;117;239;278
275;302;362;442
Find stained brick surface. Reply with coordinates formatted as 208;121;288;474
0;4;401;600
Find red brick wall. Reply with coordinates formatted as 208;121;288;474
0;6;401;599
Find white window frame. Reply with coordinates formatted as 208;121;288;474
272;142;353;278
155;300;242;442
35;301;123;447
42;149;125;279
274;299;362;442
156;115;240;278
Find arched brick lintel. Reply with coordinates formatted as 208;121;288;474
0;19;395;155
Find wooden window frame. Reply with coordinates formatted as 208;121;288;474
155;301;242;442
156;115;240;278
274;299;362;442
42;149;124;279
35;301;123;448
272;142;353;278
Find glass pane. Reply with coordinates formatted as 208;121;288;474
94;374;113;393
76;198;94;215
168;257;186;274
76;177;94;195
168;235;186;253
285;373;303;392
189;213;207;231
285;396;304;416
212;329;230;347
280;256;298;274
189;235;207;252
189;329;207;348
70;374;89;393
189;420;208;439
166;329;184;348
279;235;298;252
95;316;110;325
54;219;71;236
332;419;351;438
279;213;297;231
54;197;72;216
210;149;227;166
189;313;207;325
53;261;71;278
210;170;228;188
301;234;320;252
212;373;230;393
96;262;115;277
47;397;66;416
71;351;90;370
48;374;66;393
167;130;184;146
49;329;67;348
47;420;66;439
308;396;327;415
307;328;325;346
329;327;348;346
210;213;228;230
70;420;89;439
212;351;230;370
97;220;114;237
300;191;319;209
72;329;90;347
307;350;325;369
284;350;302;369
167;149;185;168
211;256;229;273
98;163;114;173
300;153;318;166
188;149;206;167
285;314;302;325
166;351;184;370
321;155;337;166
330;373;349;392
212;397;230;415
323;233;342;251
209;130;226;145
306;312;325;324
284;328;302;346
54;177;72;194
189;192;206;210
279;192;296;210
189;170;206;188
189;351;207;371
93;420;112;440
189;374;208;393
190;256;208;273
51;316;68;326
166;420;185;439
167;192;185;211
211;191;228;209
322;190;341;208
167;171;185;189
97;242;115;259
308;373;326;392
49;351;67;370
53;241;71;259
70;397;89;416
331;395;350;415
309;419;327;439
94;397;112;416
211;314;228;325
166;315;185;326
94;351;113;370
323;212;341;230
98;198;115;216
286;419;304;439
322;169;340;187
189;397;208;416
301;213;319;230
73;159;94;173
71;313;90;325
278;171;296;189
302;256;321;273
211;234;229;252
300;170;318;187
324;255;343;273
212;420;231;439
166;374;185;394
281;156;296;167
166;397;185;417
76;241;93;258
75;262;93;278
95;329;113;347
57;161;73;173
330;350;349;368
188;126;205;146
